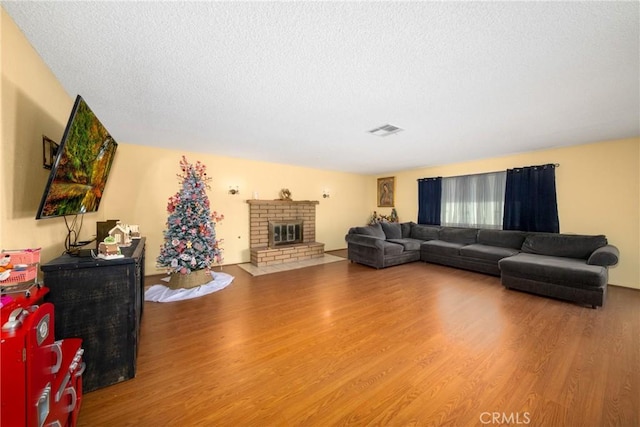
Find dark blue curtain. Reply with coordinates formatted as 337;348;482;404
503;164;559;232
417;177;442;225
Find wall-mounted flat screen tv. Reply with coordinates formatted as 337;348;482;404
35;95;118;219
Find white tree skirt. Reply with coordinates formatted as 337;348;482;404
145;271;234;303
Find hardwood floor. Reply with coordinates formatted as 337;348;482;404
77;259;639;426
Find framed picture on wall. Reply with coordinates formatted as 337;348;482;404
377;176;395;207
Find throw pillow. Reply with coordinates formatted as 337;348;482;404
401;222;415;238
381;222;402;240
354;223;386;240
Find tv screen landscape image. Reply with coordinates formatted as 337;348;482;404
36;95;118;219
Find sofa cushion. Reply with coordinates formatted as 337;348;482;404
401;222;414;238
499;253;607;289
353;223;386;240
521;234;607;260
477;229;526;249
410;225;440;241
381;222;402;240
421;240;465;257
439;228;478;245
382;241;404;256
460;244;520;262
387;238;423;251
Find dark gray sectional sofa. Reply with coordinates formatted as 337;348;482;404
345;222;619;308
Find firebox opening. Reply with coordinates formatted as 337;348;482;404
269;220;303;248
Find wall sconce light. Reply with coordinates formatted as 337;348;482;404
322;190;330;199
228;186;240;195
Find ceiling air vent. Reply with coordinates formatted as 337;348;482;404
368;124;403;137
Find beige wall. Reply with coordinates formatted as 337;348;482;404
3;9;639;289
1;9;367;275
375;138;640;289
2;9;83;265
99;143;368;273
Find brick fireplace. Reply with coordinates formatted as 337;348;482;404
247;200;324;267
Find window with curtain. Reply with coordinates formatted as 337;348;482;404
503;164;559;232
440;171;506;229
417;177;442;225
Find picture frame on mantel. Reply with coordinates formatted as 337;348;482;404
377;176;395;207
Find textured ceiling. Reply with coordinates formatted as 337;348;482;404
3;1;639;174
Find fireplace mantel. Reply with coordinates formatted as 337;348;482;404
246;199;319;205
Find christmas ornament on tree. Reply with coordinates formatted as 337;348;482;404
157;156;224;289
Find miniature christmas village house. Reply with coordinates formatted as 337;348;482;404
98;241;120;256
129;224;141;239
109;222;140;247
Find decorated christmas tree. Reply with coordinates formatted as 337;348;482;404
157;156;223;289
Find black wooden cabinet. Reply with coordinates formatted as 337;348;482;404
41;238;145;392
